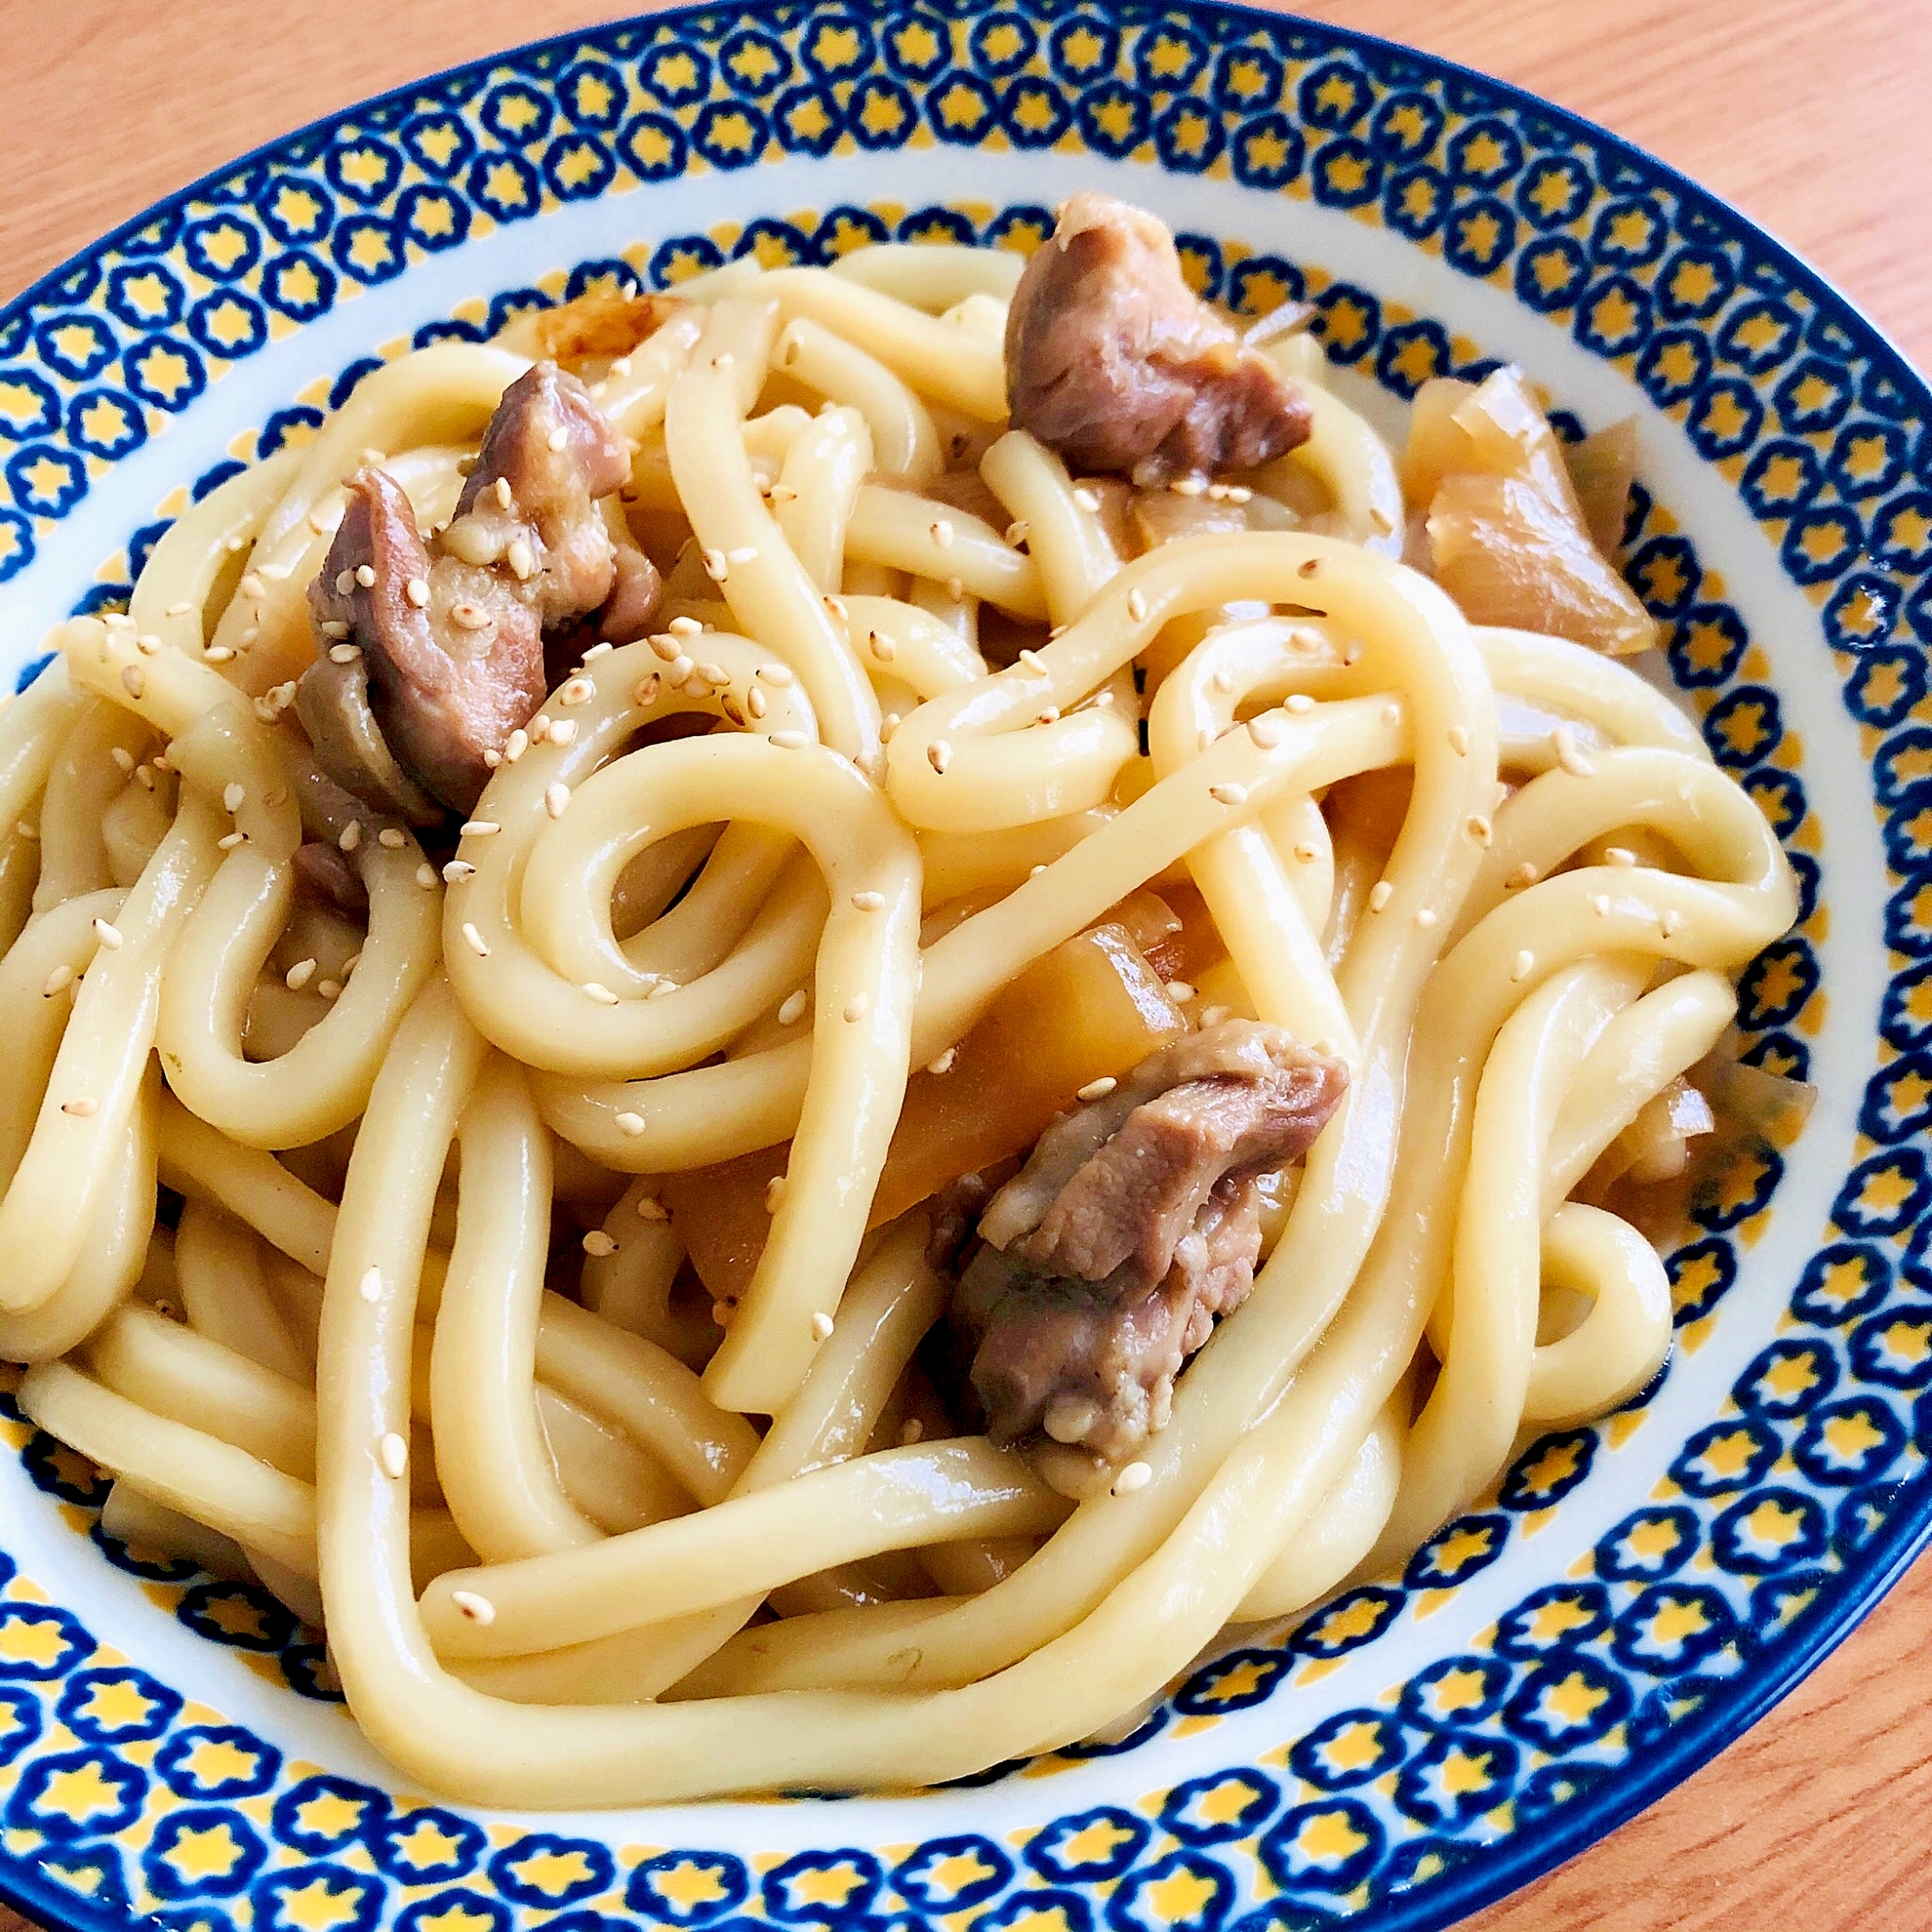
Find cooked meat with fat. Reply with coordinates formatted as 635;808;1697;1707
298;362;644;816
1005;192;1314;487
948;1020;1348;1463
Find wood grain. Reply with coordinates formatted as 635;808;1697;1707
0;7;1928;1931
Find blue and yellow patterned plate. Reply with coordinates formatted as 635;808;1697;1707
0;4;1925;1928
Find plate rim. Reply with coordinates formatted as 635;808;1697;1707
0;6;1925;1930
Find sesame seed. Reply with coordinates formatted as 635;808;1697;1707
636;1191;668;1218
582;980;619;1005
582;1230;617;1259
768;482;799;502
582;641;613;663
1248;717;1283;750
545;421;573;455
378;827;406;849
1512;950;1534;981
1018;648;1046;673
1467;814;1492;846
646;978;678;1000
701;548;729;582
1211;668;1234;695
554;678;593;710
354;563;377;590
1285;693;1315;714
504;728;528;762
121;665;145;698
945;576;964;601
205;645;236;663
318;979;341;1001
725;545;758;566
1125;588;1148;623
376;1433;408;1480
1605;846;1637;867
1006;520;1031;547
1380;702;1401;726
286;957;317;990
1292;840;1319;863
1037;706;1060;725
778;988;809;1025
615;1112;647;1137
416;863;438;890
1167;981;1196;1003
843;991;870;1022
1199;1006;1231;1028
1077;1075;1118;1102
216;831;246;851
764;1174;786;1213
1661;908;1684;937
1369;881;1394;912
930;519;955;549
1112;1461;1151;1495
544;782;570;819
666;655;696;686
867;630;896;663
1551;724;1596;779
319;618;351;639
338;820;362;853
806;1310;835;1344
745;684;768;718
1208;781;1247;806
851;890;885;912
506;538;535;581
634;674;662;707
451;1589;496;1625
358;1265;384;1303
668;616;703;638
901;1418;924;1445
108;746;134;775
42;965;71;997
696;662;728;690
92;917;124;950
165;600;193;617
756;662;794;686
926;1046;958;1075
1448;724;1471;755
927;739;952;775
462;923;490;957
551;718;581;747
1592;894;1612;917
769;728;810;751
333;570;355;597
62;1097;99;1118
222;782;245;813
406;576;431;608
1415;907;1437;927
1507;862;1539;889
1207;482;1230;500
1171;477;1207;497
442;860;476;884
329;642;364;667
1297;557;1321;580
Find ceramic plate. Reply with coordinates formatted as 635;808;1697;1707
0;5;1924;1929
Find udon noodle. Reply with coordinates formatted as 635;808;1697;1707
0;202;1796;1804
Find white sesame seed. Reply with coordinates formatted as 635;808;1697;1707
506;538;535;581
1448;724;1471;755
926;1046;958;1075
1211;668;1235;694
843;991;870;1022
1077;1076;1118;1101
286;957;317;990
110;746;135;774
810;1311;835;1342
354;563;377;590
205;645;236;663
92;917;123;951
646;977;678;1000
851;890;885;911
945;575;964;601
1171;476;1207;497
216;830;247;851
1208;781;1247;806
582;980;619;1005
1369;881;1394;911
442;860;476;884
668;615;702;637
1605;845;1636;867
328;641;363;666
121;665;145;698
927;739;952;775
633;673;662;707
768;728;810;751
451;1590;496;1625
1006;520;1031;546
406;576;431;608
756;662;794;686
1661;908;1685;937
1285;693;1315;714
1112;1461;1152;1495
778;988;809;1026
768;483;799;503
416;863;438;889
615;1112;647;1137
317;979;341;1001
319;618;351;639
1036;706;1061;725
42;964;71;998
462;922;490;957
635;1192;668;1219
1291;841;1319;864
1018;647;1046;673
1552;724;1596;779
450;601;491;632
764;1174;786;1213
462;819;499;838
378;827;406;849
1415;907;1437;928
930;520;955;550
375;1432;407;1481
582;1230;617;1258
338;820;362;854
1249;717;1284;749
1125;588;1148;623
542;781;570;819
746;684;768;718
582;641;613;662
701;548;729;582
1467;814;1492;846
1513;951;1534;981
334;570;355;596
1507;861;1539;890
62;1097;99;1118
549;717;579;747
557;678;594;707
358;1265;384;1303
1592;894;1612;917
725;545;758;566
222;782;245;813
165;600;193;618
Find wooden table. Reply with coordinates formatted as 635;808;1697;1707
2;5;1928;1928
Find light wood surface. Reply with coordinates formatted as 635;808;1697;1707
1;6;1927;1930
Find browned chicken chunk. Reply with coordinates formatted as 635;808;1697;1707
948;1020;1348;1463
1005;192;1314;487
298;362;651;816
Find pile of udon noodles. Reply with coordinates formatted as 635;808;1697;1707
0;221;1794;1805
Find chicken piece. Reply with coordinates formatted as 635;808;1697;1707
298;363;637;815
948;1020;1348;1463
1005;191;1313;487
